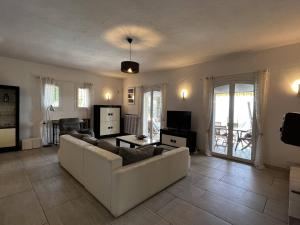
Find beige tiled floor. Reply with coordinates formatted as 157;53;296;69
0;144;289;225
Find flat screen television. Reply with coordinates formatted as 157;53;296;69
167;111;191;130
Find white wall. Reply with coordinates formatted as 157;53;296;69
123;42;300;168
0;56;123;140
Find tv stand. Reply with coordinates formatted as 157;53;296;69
160;128;197;153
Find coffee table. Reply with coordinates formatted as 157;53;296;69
116;135;160;148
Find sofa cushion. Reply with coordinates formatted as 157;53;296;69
119;146;154;166
97;140;120;155
153;147;164;156
137;145;164;156
82;136;98;145
69;130;90;139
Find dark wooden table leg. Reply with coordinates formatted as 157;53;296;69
130;143;135;148
116;139;120;147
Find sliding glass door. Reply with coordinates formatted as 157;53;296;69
212;82;255;162
143;89;162;140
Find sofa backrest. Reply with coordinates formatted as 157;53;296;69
110;147;189;216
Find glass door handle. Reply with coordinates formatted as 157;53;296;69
292;190;300;195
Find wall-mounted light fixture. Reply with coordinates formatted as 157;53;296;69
105;93;111;101
292;80;300;96
181;89;188;100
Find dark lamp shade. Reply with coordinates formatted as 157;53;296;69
121;61;139;74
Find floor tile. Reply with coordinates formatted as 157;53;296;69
191;191;286;225
45;196;113;225
18;150;53;169
111;205;169;225
166;178;206;207
221;174;289;201
142;190;176;213
158;198;230;225
194;175;267;212
26;162;67;182
0;169;32;198
33;175;83;209
0;190;47;225
190;165;229;179
0;152;23;174
264;198;289;223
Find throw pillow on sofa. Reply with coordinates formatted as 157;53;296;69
153;147;164;156
119;146;154;166
137;145;164;156
82;136;98;145
69;130;90;140
97;140;120;154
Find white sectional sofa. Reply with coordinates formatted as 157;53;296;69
58;135;190;217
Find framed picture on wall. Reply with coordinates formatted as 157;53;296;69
128;87;135;104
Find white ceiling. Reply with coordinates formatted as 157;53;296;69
1;0;300;77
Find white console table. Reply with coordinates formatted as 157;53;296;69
289;167;300;225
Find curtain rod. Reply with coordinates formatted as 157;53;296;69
31;74;92;86
205;68;269;79
130;82;167;89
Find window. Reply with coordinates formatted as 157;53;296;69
45;84;60;108
77;88;89;108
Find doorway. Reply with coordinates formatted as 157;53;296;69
143;89;162;140
212;82;255;162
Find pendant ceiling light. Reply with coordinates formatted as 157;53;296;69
121;37;139;74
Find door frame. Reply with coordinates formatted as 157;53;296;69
211;76;256;164
142;87;162;139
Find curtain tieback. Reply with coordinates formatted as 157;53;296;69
258;133;263;136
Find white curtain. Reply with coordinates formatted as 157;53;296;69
137;86;144;136
254;70;270;169
202;77;214;156
83;82;93;119
40;77;55;145
161;83;167;129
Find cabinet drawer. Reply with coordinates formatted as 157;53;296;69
100;108;110;122
100;121;112;136
289;192;300;218
100;108;120;122
0;128;16;148
161;134;186;148
110;108;120;121
110;120;120;135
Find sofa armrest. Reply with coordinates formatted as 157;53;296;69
59;135;94;183
83;145;122;211
110;147;189;217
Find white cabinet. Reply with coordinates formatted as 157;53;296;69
94;106;121;138
161;134;187;148
0;128;16;148
289;167;300;224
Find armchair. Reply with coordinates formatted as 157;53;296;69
59;118;94;137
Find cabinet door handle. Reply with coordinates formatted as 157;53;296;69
292;190;300;195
